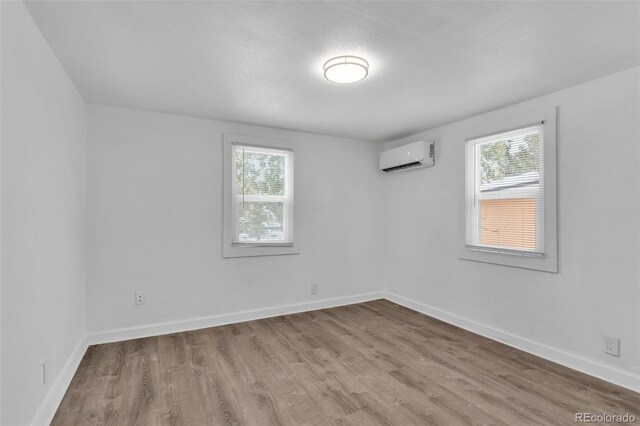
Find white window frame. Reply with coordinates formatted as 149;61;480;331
460;107;558;273
223;134;300;258
466;124;544;255
231;144;294;246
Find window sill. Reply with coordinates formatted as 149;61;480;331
222;245;299;259
459;247;558;273
232;243;294;248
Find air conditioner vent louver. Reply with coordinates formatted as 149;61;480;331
382;161;422;173
379;141;434;173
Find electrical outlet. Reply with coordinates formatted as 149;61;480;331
603;335;619;356
135;291;145;305
41;359;47;386
310;283;319;295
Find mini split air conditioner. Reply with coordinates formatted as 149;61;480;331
379;141;434;173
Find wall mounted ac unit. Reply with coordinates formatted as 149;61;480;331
379;141;434;173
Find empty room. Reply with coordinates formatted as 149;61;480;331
1;0;640;425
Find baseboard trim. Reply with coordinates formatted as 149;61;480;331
31;335;88;426
87;291;386;345
385;291;640;394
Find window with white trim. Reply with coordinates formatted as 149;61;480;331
231;144;294;246
460;108;557;272
465;124;544;255
223;134;298;258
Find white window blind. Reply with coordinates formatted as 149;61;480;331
465;124;544;256
231;143;294;246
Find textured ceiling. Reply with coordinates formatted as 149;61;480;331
25;1;640;141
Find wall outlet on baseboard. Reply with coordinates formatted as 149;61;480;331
310;283;319;295
135;291;145;305
41;359;47;386
603;335;620;356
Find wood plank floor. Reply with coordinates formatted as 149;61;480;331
53;300;640;425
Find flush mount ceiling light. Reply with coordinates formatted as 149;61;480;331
323;55;369;84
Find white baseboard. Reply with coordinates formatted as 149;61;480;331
385;291;640;394
87;291;386;345
31;335;89;426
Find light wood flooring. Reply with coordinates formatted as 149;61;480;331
53;299;640;425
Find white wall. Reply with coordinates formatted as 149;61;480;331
382;67;640;389
86;105;386;336
1;2;87;425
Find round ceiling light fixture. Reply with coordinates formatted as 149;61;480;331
323;55;369;84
